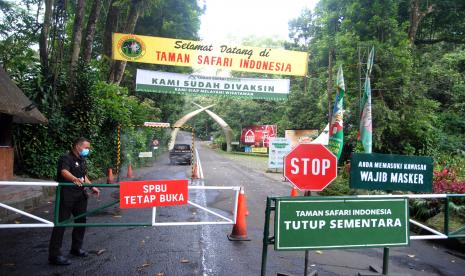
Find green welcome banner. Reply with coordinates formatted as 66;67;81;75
275;197;409;251
350;153;433;192
136;69;290;100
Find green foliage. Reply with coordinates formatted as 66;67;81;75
13;66;162;180
409;198;441;221
319;163;352;196
4;0;202;180
0;0;39;73
285;0;463;161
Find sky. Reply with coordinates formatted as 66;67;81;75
199;0;318;43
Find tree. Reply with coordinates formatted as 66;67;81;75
82;0;103;63
103;0;120;59
0;0;204;179
39;0;53;74
408;0;434;45
69;0;86;83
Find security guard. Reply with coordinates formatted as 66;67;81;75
48;137;100;265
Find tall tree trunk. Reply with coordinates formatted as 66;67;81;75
408;0;434;45
105;0;121;83
39;0;54;75
82;0;103;64
109;0;141;85
69;0;86;92
103;0;120;59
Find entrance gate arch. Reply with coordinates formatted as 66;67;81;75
169;103;233;152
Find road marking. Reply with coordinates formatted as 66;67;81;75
195;147;204;179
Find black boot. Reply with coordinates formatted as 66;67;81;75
49;255;71;265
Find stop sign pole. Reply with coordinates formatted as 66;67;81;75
283;143;338;275
284;143;337;191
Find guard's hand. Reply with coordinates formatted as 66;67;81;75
91;187;100;198
73;177;84;186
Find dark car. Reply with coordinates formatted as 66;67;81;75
169;144;192;165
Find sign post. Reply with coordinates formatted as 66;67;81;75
268;137;291;170
349;152;433;274
350;153;433;192
274;198;409;250
260;196;410;276
283;144;338;275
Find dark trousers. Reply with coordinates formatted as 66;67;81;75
49;187;88;258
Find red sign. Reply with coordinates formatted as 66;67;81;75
284;144;337;191
120;179;188;208
240;125;277;148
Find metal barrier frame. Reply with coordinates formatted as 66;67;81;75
260;194;465;276
0;181;239;228
152;186;240;226
53;183;151;227
0;181;57;228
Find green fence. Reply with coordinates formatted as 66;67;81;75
54;183;151;227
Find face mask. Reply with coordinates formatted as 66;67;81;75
80;149;90;157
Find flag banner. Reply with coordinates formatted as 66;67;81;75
328;66;345;159
112;33;308;76
358;47;374;153
367;46;374;75
359;78;372;153
136;69;290;100
310;124;329;145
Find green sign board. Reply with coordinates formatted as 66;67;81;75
136;69;290;100
274;197;409;250
350;153;433;192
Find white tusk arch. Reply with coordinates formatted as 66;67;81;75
169;104;216;150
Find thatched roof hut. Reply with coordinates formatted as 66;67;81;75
0;66;47;124
0;66;47;180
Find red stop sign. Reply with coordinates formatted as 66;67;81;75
284;144;337;191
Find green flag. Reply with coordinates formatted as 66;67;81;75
358;47;374;153
328;66;345;159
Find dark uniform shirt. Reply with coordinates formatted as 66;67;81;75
57;152;87;190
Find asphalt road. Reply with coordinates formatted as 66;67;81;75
1;138;465;275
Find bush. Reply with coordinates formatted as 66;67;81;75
14;70;162;180
319;162;352;196
433;169;465;194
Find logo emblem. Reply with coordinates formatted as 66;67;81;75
118;35;146;60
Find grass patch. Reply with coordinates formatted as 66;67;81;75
215;149;270;172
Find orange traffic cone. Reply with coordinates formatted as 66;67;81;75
290;187;299;197
107;168;114;184
192;163;199;179
127;163;133;178
244;196;249;216
228;187;250;241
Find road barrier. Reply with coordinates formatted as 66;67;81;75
0;181;240;228
260;194;465;276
